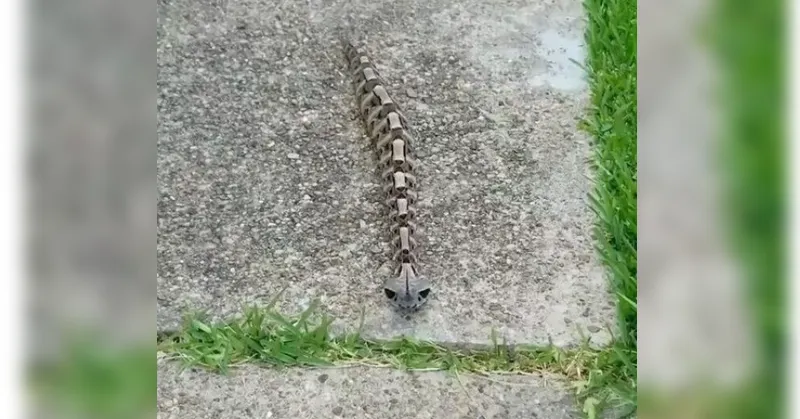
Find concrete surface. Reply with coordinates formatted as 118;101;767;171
157;0;614;346
157;360;580;419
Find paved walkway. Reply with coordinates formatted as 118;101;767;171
158;360;581;419
157;0;609;416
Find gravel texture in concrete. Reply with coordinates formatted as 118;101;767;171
157;360;580;419
157;0;613;346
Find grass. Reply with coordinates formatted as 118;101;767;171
714;0;784;377
158;301;637;418
28;337;155;419
577;0;638;413
702;0;784;416
581;0;637;350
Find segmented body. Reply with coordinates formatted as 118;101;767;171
341;39;431;311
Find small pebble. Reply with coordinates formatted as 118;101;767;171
287;153;300;159
332;406;343;416
587;325;601;333
406;88;418;98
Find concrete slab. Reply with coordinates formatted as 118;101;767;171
157;360;580;419
157;0;614;346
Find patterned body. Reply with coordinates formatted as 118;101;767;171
341;39;431;311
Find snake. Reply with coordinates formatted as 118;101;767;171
341;37;432;312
